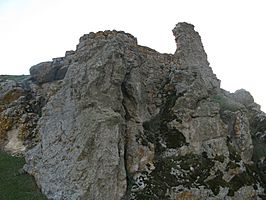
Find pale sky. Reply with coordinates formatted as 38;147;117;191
0;0;265;111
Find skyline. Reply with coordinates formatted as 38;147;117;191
0;0;265;111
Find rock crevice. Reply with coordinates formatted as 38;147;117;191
0;23;266;200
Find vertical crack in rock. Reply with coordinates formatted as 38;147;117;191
141;81;187;157
121;75;133;200
24;32;139;200
0;23;261;200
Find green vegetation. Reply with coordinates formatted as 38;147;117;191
252;136;266;161
249;113;266;161
0;75;30;82
206;170;227;195
0;89;25;105
0;151;46;200
211;94;244;112
131;146;266;199
132;154;215;199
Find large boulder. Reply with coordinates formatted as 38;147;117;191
30;56;70;84
230;89;254;107
30;62;54;84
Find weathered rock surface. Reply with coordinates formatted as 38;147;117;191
30;57;68;84
0;76;45;154
1;23;266;200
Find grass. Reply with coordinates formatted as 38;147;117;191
0;75;30;82
0;151;47;200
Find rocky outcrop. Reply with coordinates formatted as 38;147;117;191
1;23;266;200
173;23;220;92
0;75;62;154
0;77;40;153
30;56;69;84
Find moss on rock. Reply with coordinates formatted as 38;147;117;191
211;94;244;113
0;117;13;141
1;89;24;105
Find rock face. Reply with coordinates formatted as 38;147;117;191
1;23;266;200
0;75;46;154
30;57;68;84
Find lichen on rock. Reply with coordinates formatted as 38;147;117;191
1;22;266;200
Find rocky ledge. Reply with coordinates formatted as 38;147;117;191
0;22;266;200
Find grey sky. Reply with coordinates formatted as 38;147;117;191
0;0;265;111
